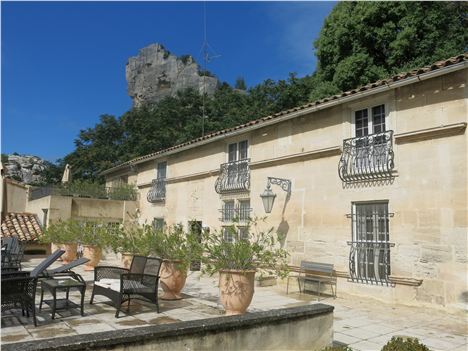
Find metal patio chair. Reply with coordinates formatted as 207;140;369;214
90;255;163;317
1;249;65;326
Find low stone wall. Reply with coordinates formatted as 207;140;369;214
6;304;334;351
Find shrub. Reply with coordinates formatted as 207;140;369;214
381;337;431;351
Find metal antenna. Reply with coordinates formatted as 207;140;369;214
200;1;220;137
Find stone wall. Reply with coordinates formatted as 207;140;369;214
4;305;334;351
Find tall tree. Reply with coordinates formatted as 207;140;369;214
313;2;467;93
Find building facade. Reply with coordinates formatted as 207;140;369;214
102;55;468;312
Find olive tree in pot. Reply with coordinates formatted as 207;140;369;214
149;224;202;300
112;225;152;268
41;220;79;263
201;221;289;315
79;221;114;271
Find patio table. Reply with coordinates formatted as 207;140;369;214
39;276;86;319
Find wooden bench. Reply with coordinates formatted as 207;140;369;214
287;261;337;300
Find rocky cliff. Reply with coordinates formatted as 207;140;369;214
126;43;219;107
2;154;49;184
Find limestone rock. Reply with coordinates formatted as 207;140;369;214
2;154;49;184
126;43;219;107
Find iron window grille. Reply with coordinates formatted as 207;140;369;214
147;178;166;203
215;158;250;194
338;130;395;183
219;202;252;223
347;202;394;286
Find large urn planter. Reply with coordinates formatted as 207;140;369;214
121;252;133;269
219;269;256;315
61;243;78;264
82;245;102;271
160;260;187;300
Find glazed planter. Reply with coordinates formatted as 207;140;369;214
121;252;134;269
82;245;102;271
219;269;256;315
61;243;78;264
160;260;187;300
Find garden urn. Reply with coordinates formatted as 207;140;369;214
160;260;187;300
219;269;256;315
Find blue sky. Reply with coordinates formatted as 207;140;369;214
2;1;335;162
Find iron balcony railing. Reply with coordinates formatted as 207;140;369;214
219;205;252;223
215;159;250;194
347;241;395;286
338;130;394;182
29;185;138;201
147;178;166;203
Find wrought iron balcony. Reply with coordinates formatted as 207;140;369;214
347;241;395;286
338;130;394;182
215;159;250;194
219;205;252;223
147;178;166;203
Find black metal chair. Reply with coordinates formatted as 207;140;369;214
1;249;65;326
1;237;24;271
90;255;162;317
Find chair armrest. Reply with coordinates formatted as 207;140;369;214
94;266;129;281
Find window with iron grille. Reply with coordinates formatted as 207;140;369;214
238;200;251;222
348;202;394;285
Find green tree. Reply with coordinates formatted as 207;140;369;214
313;2;467;95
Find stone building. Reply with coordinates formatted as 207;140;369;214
102;54;467;312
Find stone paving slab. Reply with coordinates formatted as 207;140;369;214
1;254;467;351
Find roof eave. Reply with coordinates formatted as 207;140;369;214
100;59;467;177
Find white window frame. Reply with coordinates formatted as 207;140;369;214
351;103;389;138
226;139;249;162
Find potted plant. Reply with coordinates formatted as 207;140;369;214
148;224;202;300
201;221;289;315
42;220;79;263
111;224;150;268
79;221;113;271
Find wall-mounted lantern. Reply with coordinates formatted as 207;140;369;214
260;177;291;213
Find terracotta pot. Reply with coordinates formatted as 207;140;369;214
51;243;63;260
82;245;102;271
160;260;187;300
61;243;78;264
121;252;133;269
219;269;256;315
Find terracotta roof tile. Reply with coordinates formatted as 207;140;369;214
1;212;43;242
102;53;468;175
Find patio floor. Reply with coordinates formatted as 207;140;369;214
1;254;467;351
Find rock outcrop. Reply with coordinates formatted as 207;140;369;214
2;154;49;184
126;43;219;107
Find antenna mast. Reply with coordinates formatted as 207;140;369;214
200;1;220;137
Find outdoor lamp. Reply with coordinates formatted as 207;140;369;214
260;177;291;214
260;185;276;214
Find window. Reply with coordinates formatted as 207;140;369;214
220;199;251;223
157;162;167;179
238;200;251;222
354;104;386;137
153;218;165;230
349;202;392;284
228;140;248;162
223;226;249;242
222;200;235;222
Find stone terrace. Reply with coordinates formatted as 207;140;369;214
1;254;467;351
